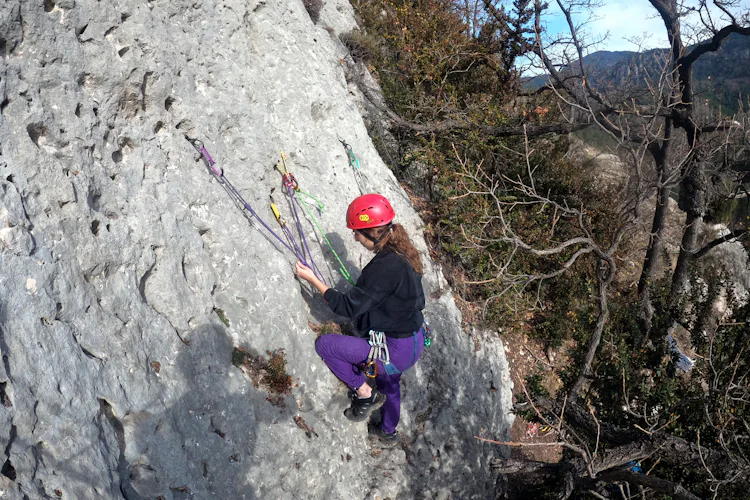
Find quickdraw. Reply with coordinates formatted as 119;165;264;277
276;151;355;286
277;151;300;189
339;139;367;195
272;152;326;283
189;138;318;271
366;330;392;376
340;139;361;170
368;331;390;364
362;360;378;379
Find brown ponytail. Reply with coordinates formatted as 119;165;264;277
362;223;423;275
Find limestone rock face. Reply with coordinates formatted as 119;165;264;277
0;1;512;499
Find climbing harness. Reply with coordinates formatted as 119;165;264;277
275;151;355;285
363;324;429;378
339;139;367;195
188;138;316;270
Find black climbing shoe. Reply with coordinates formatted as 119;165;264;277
344;390;386;422
368;422;399;447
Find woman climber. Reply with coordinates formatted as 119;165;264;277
295;194;426;447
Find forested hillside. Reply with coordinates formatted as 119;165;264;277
526;33;750;115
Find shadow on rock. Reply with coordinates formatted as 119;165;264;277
117;323;276;499
322;232;361;289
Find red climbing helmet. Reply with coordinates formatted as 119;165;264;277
346;194;396;230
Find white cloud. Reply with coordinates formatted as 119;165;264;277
589;1;668;51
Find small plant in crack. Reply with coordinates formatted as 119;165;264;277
232;347;292;406
213;308;230;327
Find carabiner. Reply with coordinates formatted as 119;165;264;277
363;360;378;379
282;173;299;190
189;138;222;176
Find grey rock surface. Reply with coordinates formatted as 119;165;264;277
0;1;513;499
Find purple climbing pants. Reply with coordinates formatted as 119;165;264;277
315;328;425;434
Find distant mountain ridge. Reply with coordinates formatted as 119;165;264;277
525;33;750;114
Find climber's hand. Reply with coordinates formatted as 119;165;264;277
295;261;316;283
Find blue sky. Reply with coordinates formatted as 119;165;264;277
540;0;750;53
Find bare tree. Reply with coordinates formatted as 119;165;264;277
521;0;750;340
488;384;747;499
451;133;627;402
487;290;750;499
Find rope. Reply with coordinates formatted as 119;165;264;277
295;188;324;211
270;197;307;264
340;139;367;195
294;193;355;285
286;181;325;283
189;138;314;270
277;152;326;284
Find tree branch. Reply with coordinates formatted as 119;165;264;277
679;24;750;68
694;229;748;259
348;60;590;139
569;256;615;402
597;469;701;500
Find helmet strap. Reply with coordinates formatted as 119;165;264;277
359;223;393;245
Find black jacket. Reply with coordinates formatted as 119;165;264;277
323;248;425;336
